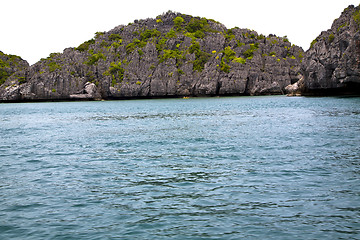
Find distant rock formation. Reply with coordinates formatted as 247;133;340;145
0;11;304;102
286;4;360;96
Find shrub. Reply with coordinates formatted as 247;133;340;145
0;69;10;85
159;49;185;63
109;34;121;41
76;39;95;52
177;69;184;75
47;61;61;72
126;38;147;54
194;30;205;39
243;43;259;59
220;60;230;73
223;46;236;62
353;8;360;24
192;51;211;72
107;61;125;81
257;34;266;40
188;41;211;72
156;38;167;52
328;33;335;43
186;18;207;33
233;57;246;64
189;41;200;54
310;39;317;48
174;16;185;31
95;32;105;38
85;53;106;65
156;18;163;23
111;40;122;49
141;29;161;41
166;29;177;38
224;29;235;40
337;23;347;32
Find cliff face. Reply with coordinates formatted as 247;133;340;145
0;11;304;102
287;5;360;96
0;51;29;86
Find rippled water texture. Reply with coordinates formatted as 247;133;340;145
0;96;359;239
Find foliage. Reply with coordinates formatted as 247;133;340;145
140;29;161;41
271;39;278;45
177;69;184;75
257;34;266;40
126;38;147;54
189;41;200;54
76;39;95;52
283;36;289;42
85;52;106;65
223;46;236;62
337;23;347;32
166;29;177;38
242;43;259;59
220;60;230;73
224;29;235;40
298;51;304;59
186;18;207;33
109;34;122;41
353;8;360;24
184;17;215;39
156;38;167;52
111;40;123;49
106;61;125;83
156;18;163;23
192;51;211;72
189;41;211;72
174;16;185;31
269;51;276;57
47;61;62;72
310;39;317;49
159;49;185;63
328;33;335;43
0;69;10;85
233;57;246;64
136;81;142;85
95;32;105;38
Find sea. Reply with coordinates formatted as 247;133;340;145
0;95;359;239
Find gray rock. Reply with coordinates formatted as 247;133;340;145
0;11;304;102
287;4;360;95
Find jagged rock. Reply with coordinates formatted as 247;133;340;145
0;11;304;102
287;4;360;96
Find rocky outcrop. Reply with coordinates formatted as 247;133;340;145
0;51;29;86
287;4;360;96
0;11;304;102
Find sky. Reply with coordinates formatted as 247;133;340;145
2;0;359;65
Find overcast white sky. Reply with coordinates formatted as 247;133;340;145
1;0;359;65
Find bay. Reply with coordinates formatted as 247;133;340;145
0;96;359;239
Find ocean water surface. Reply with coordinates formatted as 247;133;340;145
0;96;359;239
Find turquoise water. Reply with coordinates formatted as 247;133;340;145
0;96;359;239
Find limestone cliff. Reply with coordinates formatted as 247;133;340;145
0;51;29;86
0;11;304;102
286;5;360;96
